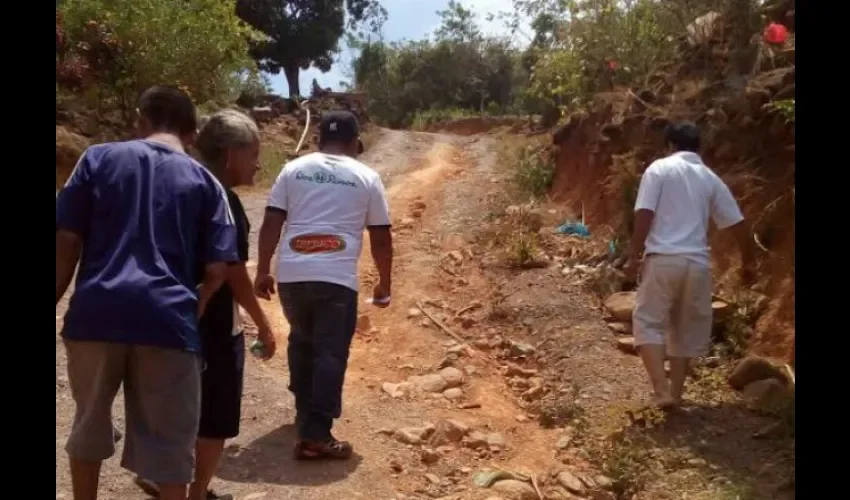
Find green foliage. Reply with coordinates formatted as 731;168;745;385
513;146;555;198
352;0;748;127
258;144;289;187
764;98;795;124
522;0;679;117
508;229;540;267
59;0;262;116
350;1;527;127
411;108;480;131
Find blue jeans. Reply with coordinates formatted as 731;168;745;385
278;281;358;441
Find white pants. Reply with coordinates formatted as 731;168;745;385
633;254;713;358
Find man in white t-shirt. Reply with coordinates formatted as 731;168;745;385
254;110;393;460
625;122;754;409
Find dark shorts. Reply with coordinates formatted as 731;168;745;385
198;331;245;439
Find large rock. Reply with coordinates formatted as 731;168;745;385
743;379;792;413
616;337;638;355
439;366;465;387
486;432;507;450
443;387;464;401
430;419;470;445
382;381;412;399
414;374;449;393
604;292;637;322
606;322;633;335
728;356;787;390
395;427;430;445
464;431;489;449
556;471;586;495
491;479;538;500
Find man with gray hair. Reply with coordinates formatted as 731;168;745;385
134;108;277;500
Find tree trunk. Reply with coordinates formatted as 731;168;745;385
284;64;301;98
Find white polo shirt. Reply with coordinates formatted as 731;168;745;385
634;151;743;267
267;152;392;291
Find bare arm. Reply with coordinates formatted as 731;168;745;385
628;209;655;264
368;226;393;291
227;263;272;332
56;150;92;306
56;230;83;305
710;177;753;283
624;163;663;280
257;208;286;277
728;219;755;283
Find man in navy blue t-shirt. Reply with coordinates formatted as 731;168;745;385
55;86;238;500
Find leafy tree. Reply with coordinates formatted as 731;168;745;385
59;0;261;117
236;0;387;97
351;2;524;127
435;0;481;43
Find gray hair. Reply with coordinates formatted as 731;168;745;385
195;109;260;170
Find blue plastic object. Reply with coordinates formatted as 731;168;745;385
555;220;590;238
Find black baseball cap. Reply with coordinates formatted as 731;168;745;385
319;110;364;153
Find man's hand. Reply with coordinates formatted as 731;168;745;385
372;281;391;308
256;327;277;360
254;273;276;300
624;258;641;282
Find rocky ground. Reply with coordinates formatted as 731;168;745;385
56;128;794;500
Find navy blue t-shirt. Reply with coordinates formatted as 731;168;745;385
56;139;239;353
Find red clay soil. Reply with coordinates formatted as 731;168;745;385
546;16;795;363
428;116;537;136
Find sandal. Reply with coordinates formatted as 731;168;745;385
133;477;159;497
294;438;353;460
133;477;232;500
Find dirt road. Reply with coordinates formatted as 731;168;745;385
56;129;793;500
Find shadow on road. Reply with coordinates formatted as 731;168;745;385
217;424;363;486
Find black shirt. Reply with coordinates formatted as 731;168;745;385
197;189;250;339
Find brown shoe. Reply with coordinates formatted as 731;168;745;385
294;438;353;460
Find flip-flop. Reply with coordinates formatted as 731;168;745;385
133;477;159;497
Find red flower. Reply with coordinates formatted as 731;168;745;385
763;23;789;45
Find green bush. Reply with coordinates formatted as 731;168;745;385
514;146;555;198
410;108;479;130
765;99;795;124
59;0;263;116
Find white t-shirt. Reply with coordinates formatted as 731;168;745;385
267;152;392;291
634;151;743;268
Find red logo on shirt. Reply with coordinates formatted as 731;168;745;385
290;234;347;254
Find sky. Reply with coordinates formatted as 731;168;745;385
268;0;519;96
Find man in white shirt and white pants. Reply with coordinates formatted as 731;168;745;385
625;121;754;408
254;110;393;460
